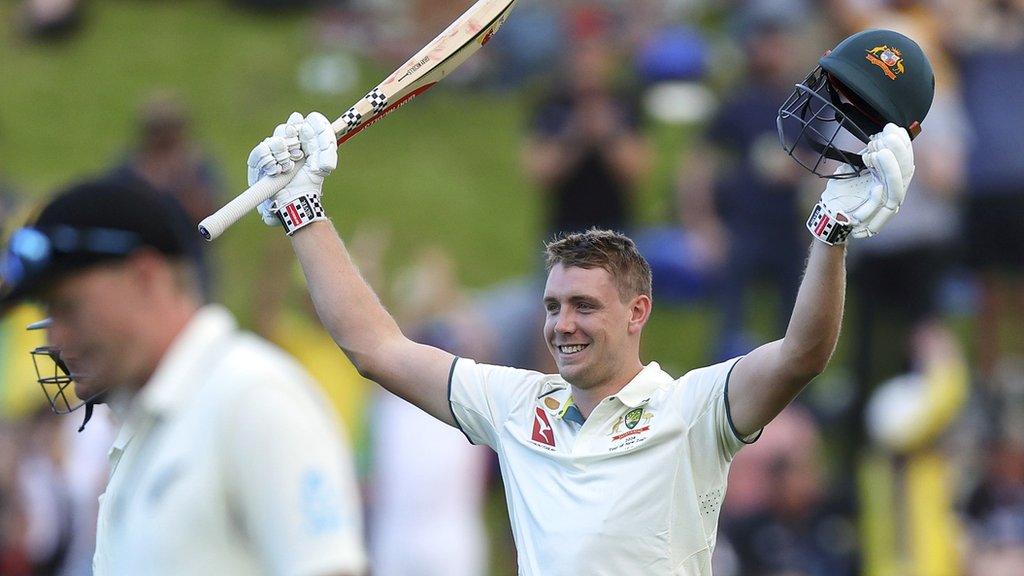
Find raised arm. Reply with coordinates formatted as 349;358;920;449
249;112;457;426
727;241;846;435
291;222;457;425
727;124;916;436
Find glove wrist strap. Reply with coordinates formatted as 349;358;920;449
273;193;327;236
806;202;853;246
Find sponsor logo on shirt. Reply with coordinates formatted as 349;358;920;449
531;407;557;448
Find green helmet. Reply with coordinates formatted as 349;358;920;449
777;29;935;178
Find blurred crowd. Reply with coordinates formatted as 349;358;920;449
3;0;1024;575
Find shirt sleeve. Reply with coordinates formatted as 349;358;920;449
680;356;762;462
224;377;367;576
448;357;538;449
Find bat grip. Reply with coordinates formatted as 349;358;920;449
198;158;306;241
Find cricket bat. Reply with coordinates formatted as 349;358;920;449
199;0;518;241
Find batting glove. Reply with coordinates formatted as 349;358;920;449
807;123;915;245
248;112;338;234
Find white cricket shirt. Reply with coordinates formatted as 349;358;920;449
93;305;366;576
448;357;760;575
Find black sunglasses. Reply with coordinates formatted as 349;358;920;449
1;226;142;288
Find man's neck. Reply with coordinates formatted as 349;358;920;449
129;300;201;395
104;388;135;419
570;362;644;419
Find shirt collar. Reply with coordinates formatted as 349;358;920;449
534;379;576;420
561;401;586;426
610;362;673;408
135;304;237;417
540;362;672;426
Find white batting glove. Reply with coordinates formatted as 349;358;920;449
247;112;338;233
806;123;915;245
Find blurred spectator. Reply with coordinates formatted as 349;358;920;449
522;16;650;238
1;190;49;419
0;313;48;421
675;7;814;360
107;92;222;227
231;0;318;11
369;246;493;576
947;0;1024;387
628;22;723;305
966;434;1024;504
0;422;29;576
17;407;73;574
484;0;566;87
18;0;83;41
723;405;859;576
55;405;115;576
472;275;553;373
1;192;49;574
860;326;969;576
7;403;114;576
964;436;1024;576
966;508;1024;576
824;0;971;472
106;92;223;297
965;432;1024;531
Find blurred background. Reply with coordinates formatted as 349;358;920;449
1;0;1023;575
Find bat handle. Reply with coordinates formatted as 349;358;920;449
198;158;306;241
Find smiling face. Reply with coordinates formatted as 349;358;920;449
543;264;650;392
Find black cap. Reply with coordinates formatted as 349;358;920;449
1;178;203;309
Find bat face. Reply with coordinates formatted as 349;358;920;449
331;0;518;145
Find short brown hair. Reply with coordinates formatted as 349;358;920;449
544;228;652;301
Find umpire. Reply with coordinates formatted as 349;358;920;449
0;179;366;576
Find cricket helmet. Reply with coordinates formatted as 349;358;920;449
777;28;934;178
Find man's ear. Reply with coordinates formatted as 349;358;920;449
627;294;652;335
123;248;172;296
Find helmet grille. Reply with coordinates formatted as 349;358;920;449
777;67;871;179
31;346;84;414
